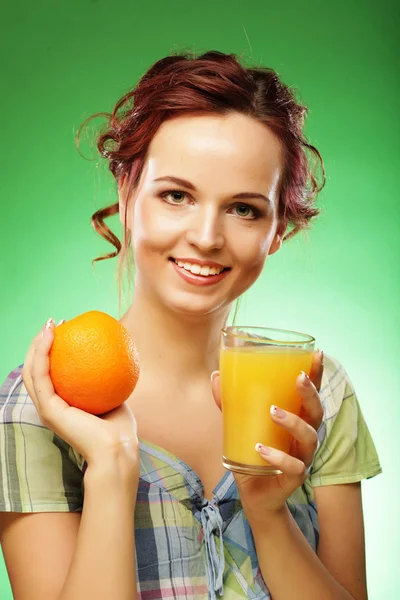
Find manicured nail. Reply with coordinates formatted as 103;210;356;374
210;370;219;383
41;318;54;338
255;443;272;456
300;371;311;385
270;405;286;418
57;319;66;326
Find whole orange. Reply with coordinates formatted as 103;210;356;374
49;310;140;415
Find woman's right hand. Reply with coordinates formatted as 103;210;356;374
22;318;140;478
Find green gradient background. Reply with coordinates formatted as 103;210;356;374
1;1;399;598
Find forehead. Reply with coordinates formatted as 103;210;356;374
143;113;283;194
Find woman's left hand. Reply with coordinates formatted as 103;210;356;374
212;350;324;521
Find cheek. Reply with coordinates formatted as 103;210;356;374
239;253;267;286
231;229;274;269
229;229;275;291
131;198;179;260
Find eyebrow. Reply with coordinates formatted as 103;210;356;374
153;176;273;206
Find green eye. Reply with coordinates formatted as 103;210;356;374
170;192;185;203
235;204;254;218
162;190;188;204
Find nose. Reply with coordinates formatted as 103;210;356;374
185;205;225;252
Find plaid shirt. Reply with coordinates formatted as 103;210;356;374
0;355;381;599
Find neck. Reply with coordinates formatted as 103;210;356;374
120;284;231;386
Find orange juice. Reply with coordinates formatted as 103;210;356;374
220;346;313;474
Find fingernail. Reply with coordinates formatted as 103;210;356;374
300;371;311;385
41;318;54;337
255;443;272;456
57;319;66;326
270;405;286;418
210;370;219;383
321;350;324;364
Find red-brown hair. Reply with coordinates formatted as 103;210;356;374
78;50;325;306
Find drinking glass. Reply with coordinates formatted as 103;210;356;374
220;326;315;475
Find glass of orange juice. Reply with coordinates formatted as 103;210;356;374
220;326;315;476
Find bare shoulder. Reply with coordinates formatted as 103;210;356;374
314;483;368;600
0;511;81;600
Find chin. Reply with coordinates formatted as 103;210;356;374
161;291;232;319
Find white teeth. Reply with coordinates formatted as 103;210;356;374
175;260;223;276
200;265;211;276
191;263;201;275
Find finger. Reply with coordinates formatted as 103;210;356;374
22;319;54;405
270;405;318;467
211;370;221;411
296;372;324;431
255;443;307;480
31;320;70;418
309;350;324;392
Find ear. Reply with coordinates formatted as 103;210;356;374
118;173;132;229
268;221;286;256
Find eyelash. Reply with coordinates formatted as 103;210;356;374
160;190;261;220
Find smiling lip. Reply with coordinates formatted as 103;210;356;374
172;257;228;269
170;259;230;286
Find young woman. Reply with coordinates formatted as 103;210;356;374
0;50;381;600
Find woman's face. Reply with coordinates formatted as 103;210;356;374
119;112;285;317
